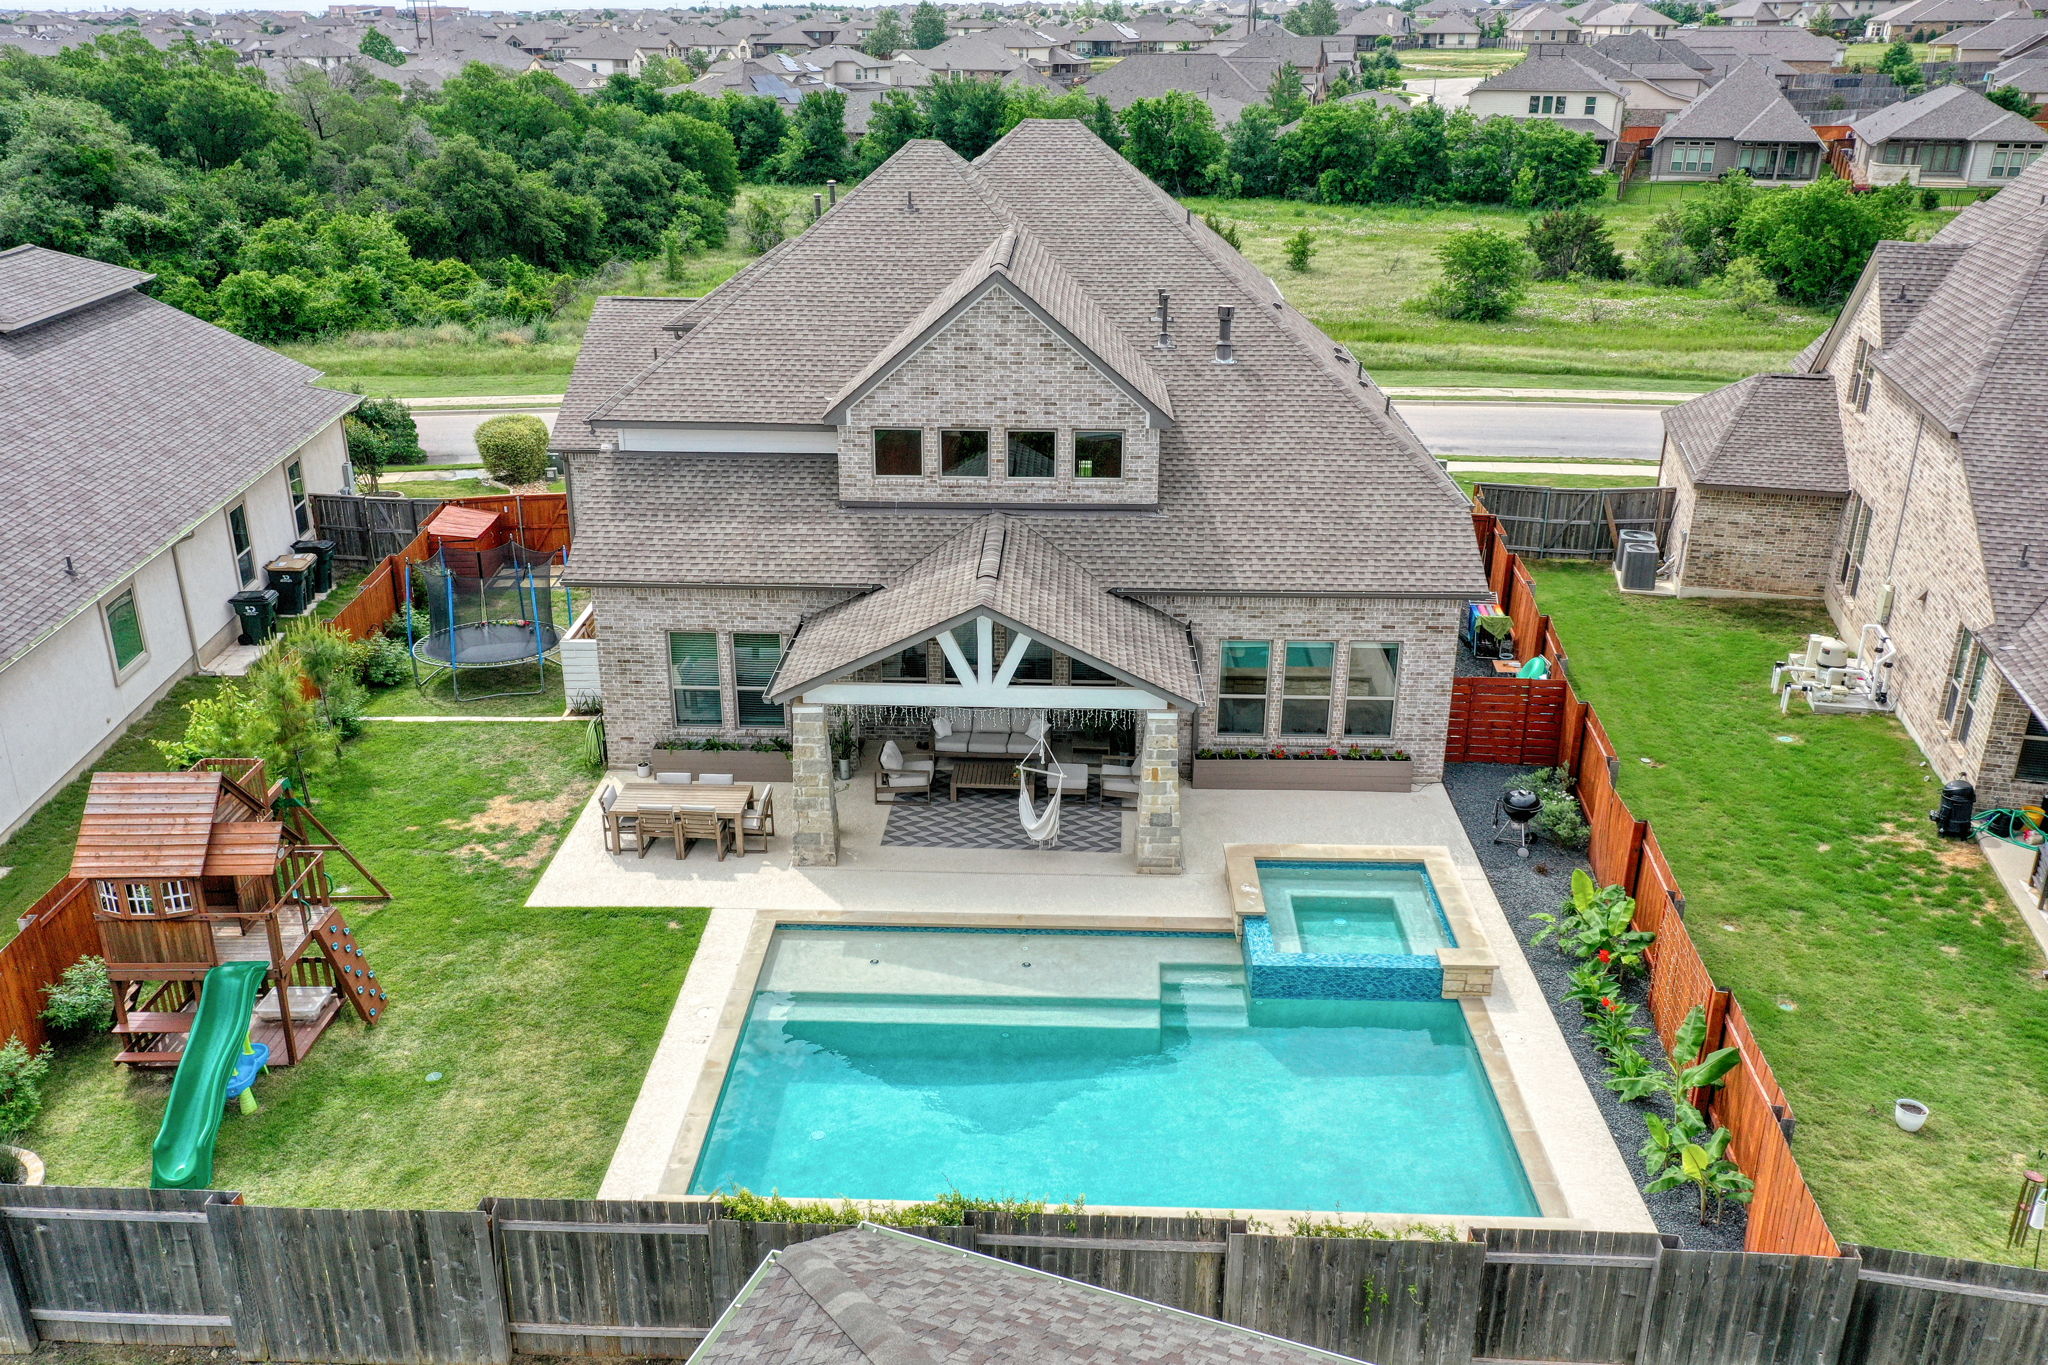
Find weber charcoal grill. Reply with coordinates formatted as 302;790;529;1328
1494;788;1542;858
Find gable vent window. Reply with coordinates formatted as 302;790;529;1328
1849;338;1877;413
873;428;923;478
2020;713;2048;784
941;429;990;478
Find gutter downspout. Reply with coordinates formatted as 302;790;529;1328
168;533;204;675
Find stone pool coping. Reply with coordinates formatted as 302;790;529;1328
1222;844;1500;997
635;903;1568;1231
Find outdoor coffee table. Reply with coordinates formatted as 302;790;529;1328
948;759;1017;802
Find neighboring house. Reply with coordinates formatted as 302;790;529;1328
1657;158;2048;809
1927;14;2048;62
1573;1;1680;37
1079;51;1280;125
1714;0;1806;25
1676;26;1846;72
1506;5;1580;46
695;1223;1347;1364
552;123;1482;874
1467;46;1631;156
557;32;641;77
1339;6;1413;48
1848;83;2046;185
0;246;358;841
1417;12;1484;47
1869;0;2026;41
1647;60;1826;180
1586;32;1717;100
1988;50;2048;105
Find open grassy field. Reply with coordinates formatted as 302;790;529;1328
1451;470;1656;496
1397;47;1525;80
0;707;697;1206
1843;41;1933;68
1532;563;2048;1263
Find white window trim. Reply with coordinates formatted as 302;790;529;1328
101;582;150;683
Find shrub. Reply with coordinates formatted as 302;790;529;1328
739;194;786;254
1721;255;1777;317
1917;187;1941;212
1421;229;1531;322
1202;212;1242;249
343;392;423;491
0;1038;50;1138
41;958;114;1035
1282;228;1317;272
364;637;412;688
1524;207;1625;281
1508;765;1592;850
1632;211;1703;288
475;413;550;486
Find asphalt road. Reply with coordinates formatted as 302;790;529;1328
407;401;1663;465
1398;401;1666;462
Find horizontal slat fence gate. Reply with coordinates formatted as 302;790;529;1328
483;1197;720;1358
0;1186;238;1348
209;1204;508;1365
1841;1245;2048;1364
1473;485;1676;561
1447;678;1569;765
1637;1249;1861;1365
972;1213;1239;1319
1471;1227;1670;1365
1224;1234;1487;1365
310;494;438;568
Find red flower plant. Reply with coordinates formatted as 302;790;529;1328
1597;949;1612;964
1599;997;1617;1012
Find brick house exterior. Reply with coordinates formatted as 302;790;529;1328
551;123;1487;867
1659;171;2048;810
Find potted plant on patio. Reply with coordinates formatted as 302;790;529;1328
829;710;860;781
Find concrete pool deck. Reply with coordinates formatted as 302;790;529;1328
541;777;1655;1235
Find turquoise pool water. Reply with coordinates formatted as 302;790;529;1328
688;929;1537;1216
1256;861;1456;956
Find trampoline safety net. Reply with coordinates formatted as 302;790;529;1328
406;545;565;700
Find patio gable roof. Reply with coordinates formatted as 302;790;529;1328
766;515;1202;708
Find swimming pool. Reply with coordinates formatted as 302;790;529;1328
687;927;1539;1217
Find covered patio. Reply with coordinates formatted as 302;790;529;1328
764;517;1203;875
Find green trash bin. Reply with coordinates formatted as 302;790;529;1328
291;538;335;595
265;553;316;616
230;589;279;645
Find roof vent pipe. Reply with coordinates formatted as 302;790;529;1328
1154;291;1174;350
812;193;823;222
1215;306;1235;364
827;179;838;207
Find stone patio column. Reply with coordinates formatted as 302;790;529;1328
789;703;838;867
1135;709;1183;876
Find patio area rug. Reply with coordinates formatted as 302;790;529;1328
879;789;1127;853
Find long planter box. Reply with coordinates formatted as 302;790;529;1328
1192;757;1414;792
646;749;793;783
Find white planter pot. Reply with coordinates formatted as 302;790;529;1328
1893;1099;1929;1133
634;762;652;779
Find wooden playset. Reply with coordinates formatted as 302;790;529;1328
68;757;390;1068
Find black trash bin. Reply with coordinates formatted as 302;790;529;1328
230;589;279;645
291;538;335;595
1930;778;1976;839
265;552;316;616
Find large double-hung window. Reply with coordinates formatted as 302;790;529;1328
733;633;785;726
1217;641;1270;736
669;631;721;725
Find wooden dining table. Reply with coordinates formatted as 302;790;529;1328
605;780;756;857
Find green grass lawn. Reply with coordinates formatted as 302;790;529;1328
1844;41;1931;68
5;716;699;1206
1531;563;2048;1263
1453;470;1656;496
1397;47;1525;79
361;665;570;718
383;477;566;499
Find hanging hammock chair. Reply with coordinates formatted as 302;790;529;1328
1014;723;1062;848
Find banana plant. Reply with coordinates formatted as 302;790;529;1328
1670;1003;1743;1092
1645;1128;1755;1224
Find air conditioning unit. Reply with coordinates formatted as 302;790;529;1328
1620;540;1659;592
1614;528;1655;570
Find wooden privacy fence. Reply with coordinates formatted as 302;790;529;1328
1472;484;1676;561
307;495;437;568
2;1189;2044;1365
1453;511;1839;1259
0;879;109;1056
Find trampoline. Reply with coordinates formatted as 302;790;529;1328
405;544;569;700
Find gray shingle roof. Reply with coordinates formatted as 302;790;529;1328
1865;239;1971;342
0;246;358;671
1472;51;1626;96
1078;51;1274;116
562;122;1482;601
1662;373;1848;492
0;246;151;333
768;515;1203;704
1850;81;2046;146
695;1224;1348;1364
1654;61;1822;144
1675;26;1842;64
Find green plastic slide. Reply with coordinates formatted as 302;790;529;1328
150;961;269;1191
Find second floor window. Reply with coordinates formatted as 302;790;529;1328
1839;494;1872;591
1584;95;1597;115
1075;431;1123;479
1528;94;1567;114
105;588;146;675
1849;338;1877;413
874;428;922;477
1007;429;1055;478
941;428;989;477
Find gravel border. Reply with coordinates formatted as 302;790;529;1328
1445;762;1748;1250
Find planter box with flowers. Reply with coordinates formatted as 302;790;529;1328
1191;746;1415;792
645;737;793;784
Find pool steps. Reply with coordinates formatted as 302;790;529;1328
1160;965;1250;1031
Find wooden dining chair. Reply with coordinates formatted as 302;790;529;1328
634;804;678;859
740;789;775;851
677;807;735;860
600;786;636;854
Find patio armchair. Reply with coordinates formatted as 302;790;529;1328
634;804;678;858
1098;774;1141;809
876;740;935;804
655;771;694;785
676;805;736;859
740;789;775;851
600;785;638;854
